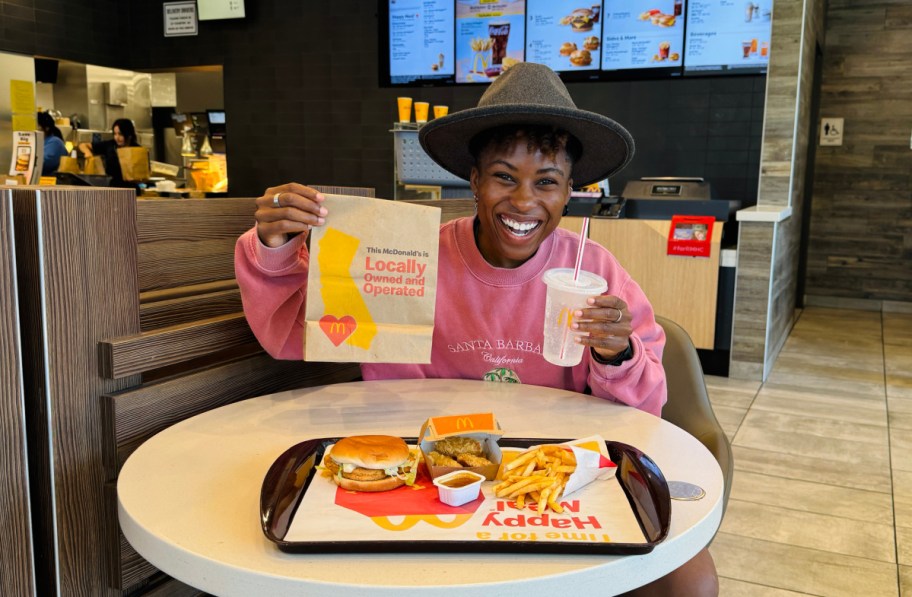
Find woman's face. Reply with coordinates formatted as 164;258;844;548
470;133;572;268
113;126;125;147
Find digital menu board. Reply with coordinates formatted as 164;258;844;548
387;0;456;84
379;0;772;86
455;0;525;84
600;0;684;75
684;0;772;74
525;0;602;77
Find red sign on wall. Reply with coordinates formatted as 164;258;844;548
667;215;715;258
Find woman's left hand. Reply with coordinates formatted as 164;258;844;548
573;295;631;360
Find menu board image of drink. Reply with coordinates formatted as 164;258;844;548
684;0;772;74
388;0;456;84
600;0;684;74
525;0;603;76
455;0;525;84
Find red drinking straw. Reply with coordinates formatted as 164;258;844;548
572;217;590;283
558;217;590;361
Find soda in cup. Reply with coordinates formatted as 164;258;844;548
542;268;608;367
487;22;511;75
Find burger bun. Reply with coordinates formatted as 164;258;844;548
330;435;410;469
570;49;592;66
559;42;577;56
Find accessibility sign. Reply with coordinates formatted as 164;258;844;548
820;117;843;146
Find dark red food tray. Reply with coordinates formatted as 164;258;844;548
260;437;670;555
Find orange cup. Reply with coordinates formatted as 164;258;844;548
433;105;449;118
397;97;413;123
414;101;429;123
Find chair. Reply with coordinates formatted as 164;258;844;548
655;315;734;515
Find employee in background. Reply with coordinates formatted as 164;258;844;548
78;118;141;187
37;111;68;176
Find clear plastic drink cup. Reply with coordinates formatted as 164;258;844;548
542;268;608;366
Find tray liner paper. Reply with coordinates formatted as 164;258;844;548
304;194;441;363
284;438;646;546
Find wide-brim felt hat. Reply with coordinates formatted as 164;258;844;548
418;62;634;187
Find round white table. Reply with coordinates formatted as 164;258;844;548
118;379;722;596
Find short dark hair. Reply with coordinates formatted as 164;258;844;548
469;124;581;169
37;111;55;129
112;118;140;146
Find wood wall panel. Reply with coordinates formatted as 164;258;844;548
0;191;35;596
807;0;912;304
11;186;141;596
731;0;828;380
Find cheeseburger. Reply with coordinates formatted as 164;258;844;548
570;8;595;32
324;435;418;492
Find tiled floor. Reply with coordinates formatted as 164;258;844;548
707;306;912;596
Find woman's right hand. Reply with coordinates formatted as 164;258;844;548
255;183;328;248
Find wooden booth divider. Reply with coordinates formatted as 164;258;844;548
6;185;471;596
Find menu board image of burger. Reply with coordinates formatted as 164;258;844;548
455;0;525;84
600;0;685;73
526;0;603;74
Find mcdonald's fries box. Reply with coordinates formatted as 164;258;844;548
418;412;504;481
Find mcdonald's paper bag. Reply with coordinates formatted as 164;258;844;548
116;147;150;181
304;194;440;363
83;155;106;175
57;155;81;174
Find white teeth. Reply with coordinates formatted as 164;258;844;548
500;215;541;235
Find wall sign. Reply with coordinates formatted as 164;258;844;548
819;117;843;146
163;1;199;37
667;215;714;258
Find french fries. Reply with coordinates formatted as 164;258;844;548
494;445;576;514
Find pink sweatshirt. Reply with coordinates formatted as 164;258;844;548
235;217;667;416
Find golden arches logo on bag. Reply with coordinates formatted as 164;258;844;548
370;514;473;532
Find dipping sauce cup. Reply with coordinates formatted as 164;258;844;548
433;470;485;507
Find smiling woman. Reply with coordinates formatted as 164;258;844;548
234;66;718;591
